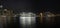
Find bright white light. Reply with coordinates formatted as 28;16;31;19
19;12;36;26
20;17;26;25
20;17;32;25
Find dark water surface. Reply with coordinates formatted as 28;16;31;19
37;16;60;28
2;16;60;28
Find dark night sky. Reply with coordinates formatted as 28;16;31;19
1;0;60;13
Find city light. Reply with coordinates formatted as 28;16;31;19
19;12;36;28
0;0;60;28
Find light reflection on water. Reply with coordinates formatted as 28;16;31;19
19;12;36;28
0;15;60;28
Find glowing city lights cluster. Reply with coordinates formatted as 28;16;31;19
19;12;36;28
20;12;36;24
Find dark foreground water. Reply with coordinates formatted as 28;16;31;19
36;16;60;28
1;16;60;28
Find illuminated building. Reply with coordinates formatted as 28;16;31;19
39;13;44;24
19;12;36;28
38;12;56;24
0;9;14;28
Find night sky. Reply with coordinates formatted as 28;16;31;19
1;0;60;13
